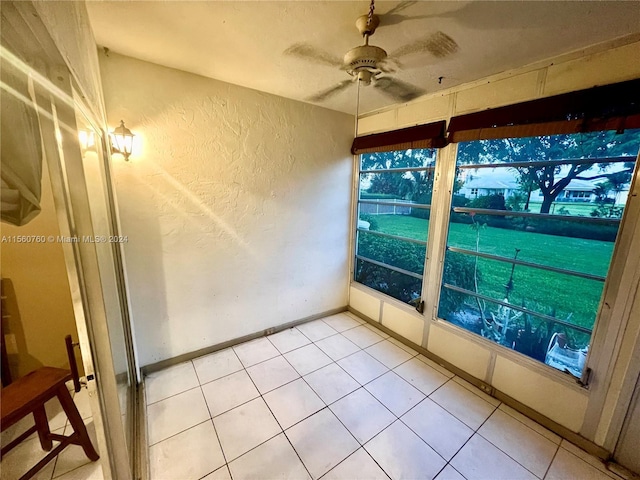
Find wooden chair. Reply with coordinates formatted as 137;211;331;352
0;341;99;480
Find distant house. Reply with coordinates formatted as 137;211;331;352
532;179;596;203
458;169;522;199
460;168;630;205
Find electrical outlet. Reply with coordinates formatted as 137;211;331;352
4;333;18;354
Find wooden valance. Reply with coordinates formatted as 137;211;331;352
351;121;447;154
447;78;640;143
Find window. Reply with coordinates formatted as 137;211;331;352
354;149;436;304
438;130;640;376
470;188;478;196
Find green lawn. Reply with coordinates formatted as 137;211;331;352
368;214;615;331
526;201;599;216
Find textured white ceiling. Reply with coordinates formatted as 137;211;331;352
87;1;640;115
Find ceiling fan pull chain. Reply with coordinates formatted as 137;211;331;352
367;0;375;27
354;76;361;137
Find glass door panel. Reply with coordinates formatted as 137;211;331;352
73;94;135;459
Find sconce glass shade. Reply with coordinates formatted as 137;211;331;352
110;120;134;161
78;130;95;151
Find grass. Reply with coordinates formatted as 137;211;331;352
526;201;598;216
370;214;615;331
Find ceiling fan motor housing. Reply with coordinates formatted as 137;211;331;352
344;44;387;81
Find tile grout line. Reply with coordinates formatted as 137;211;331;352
541;442;563;480
557;445;624;480
296;360;391;479
438;395;501;478
274;335;400;479
147;418;212;448
146;329;458;476
46;390;91;480
488;407;563;448
427;377;497;430
497;404;562;445
145;316;609;480
474;409;553;479
238;351;314;480
301;335;457;480
196;374;231;472
150;360;228;479
145;383;203;407
316;444;392;480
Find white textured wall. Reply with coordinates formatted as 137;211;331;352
99;52;353;366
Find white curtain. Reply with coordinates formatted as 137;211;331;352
1;65;43;226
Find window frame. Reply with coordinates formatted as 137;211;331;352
349;78;640;390
352;149;439;307
349;135;640;392
440;148;636;371
429;140;639;385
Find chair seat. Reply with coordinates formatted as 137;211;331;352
1;367;99;480
1;367;72;429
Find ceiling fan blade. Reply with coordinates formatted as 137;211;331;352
389;31;459;59
378;58;402;73
306;80;353;103
378;1;430;27
374;76;425;102
383;0;418;17
283;43;344;68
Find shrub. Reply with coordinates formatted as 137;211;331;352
452;195;469;207
439;251;479;316
355;233;426;303
359;214;379;231
468;194;507;211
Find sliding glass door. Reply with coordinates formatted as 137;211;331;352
1;5;138;478
72;89;138;474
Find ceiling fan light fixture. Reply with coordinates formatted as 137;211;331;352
357;70;374;85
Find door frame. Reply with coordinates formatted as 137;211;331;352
1;4;138;478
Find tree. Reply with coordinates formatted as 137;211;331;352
591;177;625;218
456;130;640;214
361;149;436;203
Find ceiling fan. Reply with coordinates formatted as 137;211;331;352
284;0;459;104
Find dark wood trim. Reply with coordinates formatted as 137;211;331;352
352;121;447;154
448;79;640;142
140;306;349;375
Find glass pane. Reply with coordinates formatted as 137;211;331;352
446;212;616;277
358;210;428;242
355;258;422;304
360;148;436;170
74;98;133;458
437;290;590;377
360;170;434;204
440;252;604;328
354;148;438;306
441;130;640;377
456;162;634;218
357;231;425;275
456;131;640;166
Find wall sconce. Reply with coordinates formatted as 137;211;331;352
110;120;135;161
78;130;96;154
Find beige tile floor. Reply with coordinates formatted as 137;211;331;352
0;382;103;480
145;312;625;480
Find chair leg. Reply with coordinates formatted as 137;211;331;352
32;405;53;451
56;386;99;461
